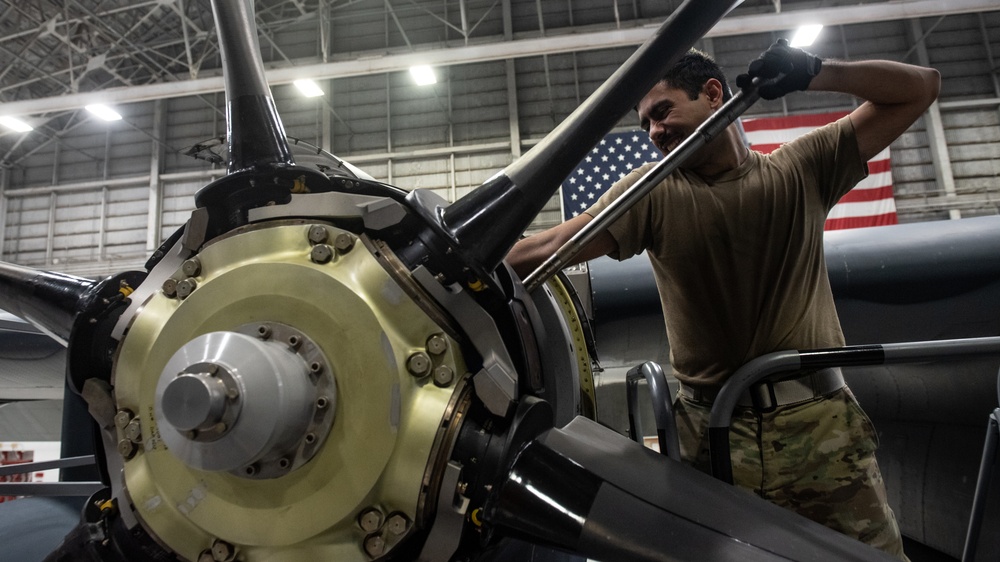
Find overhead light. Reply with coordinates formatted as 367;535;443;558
86;104;122;121
410;65;436;86
790;24;824;47
294;79;324;98
0;116;33;133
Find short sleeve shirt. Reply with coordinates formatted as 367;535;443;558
586;116;867;388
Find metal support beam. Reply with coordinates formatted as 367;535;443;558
909;19;960;220
3;0;995;118
0;167;8;260
146;98;165;251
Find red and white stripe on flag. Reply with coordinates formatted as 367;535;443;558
741;111;897;230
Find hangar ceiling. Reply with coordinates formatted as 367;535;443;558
1;0;995;163
0;0;998;277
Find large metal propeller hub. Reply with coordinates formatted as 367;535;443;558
110;221;466;560
155;328;332;478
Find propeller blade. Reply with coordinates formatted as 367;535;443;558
429;0;741;275
0;262;96;346
486;417;896;562
210;0;294;173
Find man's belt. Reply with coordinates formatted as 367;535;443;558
678;367;845;411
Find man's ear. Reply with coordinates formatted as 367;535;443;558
703;78;724;108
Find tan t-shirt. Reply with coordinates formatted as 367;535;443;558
586;116;867;389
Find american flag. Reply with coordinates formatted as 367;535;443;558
561;131;662;220
742;111;897;230
561;112;897;230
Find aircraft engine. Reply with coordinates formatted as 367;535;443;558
0;0;908;560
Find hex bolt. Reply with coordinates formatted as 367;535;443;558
364;535;386;558
124;419;142;443
385;514;409;536
287;335;301;349
426;334;448;355
309;361;323;374
304;433;317;445
311;244;333;264
243;464;257;477
358;508;383;533
161;278;178;298
257;325;271;339
433;366;455;387
406;352;431;377
308;225;329;244
114;410;133;430
316;396;329;410
333;232;355;253
278;458;291;469
176;278;198;299
211;539;235;561
181;257;202;278
117;439;137;460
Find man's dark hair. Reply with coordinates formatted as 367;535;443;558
661;49;732;102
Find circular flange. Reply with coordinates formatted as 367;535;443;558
154;325;336;479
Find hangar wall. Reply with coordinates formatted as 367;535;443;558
0;2;998;279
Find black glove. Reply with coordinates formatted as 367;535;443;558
736;38;822;100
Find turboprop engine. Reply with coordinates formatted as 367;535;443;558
0;0;903;560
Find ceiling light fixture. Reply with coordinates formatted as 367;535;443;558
0;116;33;133
294;79;324;97
790;24;824;47
410;65;437;86
86;104;122;121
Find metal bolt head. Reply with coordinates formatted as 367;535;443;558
433;365;455;387
124;419;142;442
161;278;178;297
211;539;235;561
176;277;198;298
308;225;329;244
114;410;133;430
406;352;431;377
311;244;333;264
364;534;386;557
426;334;448;355
257;325;271;339
385;513;409;536
358;508;383;533
333;232;355;253
181;257;202;278
117;439;137;459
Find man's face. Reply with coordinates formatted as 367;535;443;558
638;81;715;156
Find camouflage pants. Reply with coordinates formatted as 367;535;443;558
673;386;909;561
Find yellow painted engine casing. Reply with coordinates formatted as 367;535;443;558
112;220;466;561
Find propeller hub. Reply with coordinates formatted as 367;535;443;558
160;370;231;433
154;326;334;478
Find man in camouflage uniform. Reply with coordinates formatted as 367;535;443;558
509;40;940;560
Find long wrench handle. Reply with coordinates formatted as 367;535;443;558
523;81;762;293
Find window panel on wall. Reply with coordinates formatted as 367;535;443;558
922;14;999;100
943;109;1000;207
331;74;390;155
103;185;149;261
388;72;451;151
162;180;203;237
448;62;510;146
165;96;224;173
392;157;451;192
327;6;390;55
515;54;588;139
51;190;102;265
5;194;51;265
